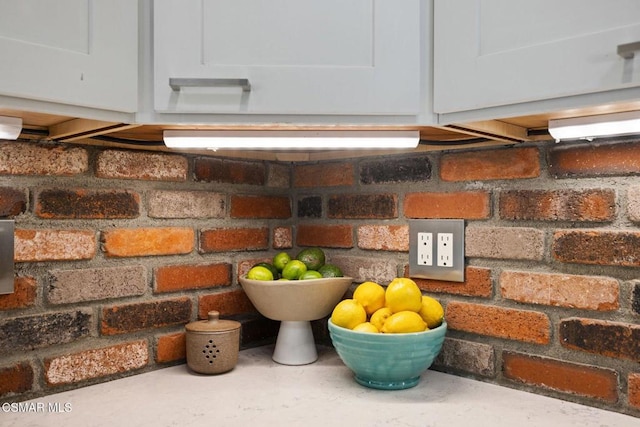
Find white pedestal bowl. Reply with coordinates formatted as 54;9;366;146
239;276;353;365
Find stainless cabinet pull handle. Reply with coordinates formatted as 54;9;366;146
169;78;251;92
617;41;640;59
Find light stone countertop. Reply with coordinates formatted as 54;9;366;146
2;345;636;427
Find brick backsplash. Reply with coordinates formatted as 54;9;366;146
1;139;640;418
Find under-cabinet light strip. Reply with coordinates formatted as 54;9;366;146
548;111;640;141
0;116;22;140
163;130;420;150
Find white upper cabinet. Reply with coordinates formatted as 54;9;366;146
0;0;137;113
434;0;640;122
153;0;422;116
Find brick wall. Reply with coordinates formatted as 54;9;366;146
293;141;640;417
0;142;285;400
2;138;640;417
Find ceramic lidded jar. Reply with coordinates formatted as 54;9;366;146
185;311;241;374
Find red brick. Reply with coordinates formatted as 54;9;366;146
445;301;550;344
629;373;640;409
633;282;640;316
435;337;495;377
552;230;640;266
15;229;96;262
560;318;640;361
0;277;37;310
101;297;192;335
237;257;274;279
0;187;27;216
96;150;187;181
44;340;148;386
627;185;640;222
499;189;616;221
198;290;256;319
156;332;186;363
503;352;618;402
409;266;492;298
0;310;91;352
296;224;353;248
102;227;194;258
330;255;397;285
148;190;225;219
298;196;322;218
293;162;354;187
230;195;291;219
549;141;640;178
357;225;408;251
360;156;431;184
0;363;34;396
194;157;266;185
36;189;140;219
267;163;291;188
500;271;619;311
48;266;146;304
440;147;540;182
155;263;231;293
200;227;269;252
328;194;397;219
0;142;88;176
404;191;491;219
273;226;293;249
466;226;545;261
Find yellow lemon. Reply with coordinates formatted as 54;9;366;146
380;311;427;333
353;281;386;316
352;322;379;333
385;278;422;313
369;307;393;331
330;299;367;330
419;295;444;329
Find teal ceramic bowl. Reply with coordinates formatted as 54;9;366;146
328;318;447;390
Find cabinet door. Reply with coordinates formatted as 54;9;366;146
154;0;421;115
434;0;640;116
0;0;137;113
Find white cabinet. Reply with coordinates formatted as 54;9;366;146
153;0;422;116
0;0;138;114
434;0;640;122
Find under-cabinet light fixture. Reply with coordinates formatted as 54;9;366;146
548;111;640;142
163;130;420;150
0;116;22;140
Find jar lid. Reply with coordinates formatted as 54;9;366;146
185;311;241;333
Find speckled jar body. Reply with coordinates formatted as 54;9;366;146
185;311;241;375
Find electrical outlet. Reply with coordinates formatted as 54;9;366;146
0;220;15;295
437;233;453;267
409;219;464;282
417;232;433;266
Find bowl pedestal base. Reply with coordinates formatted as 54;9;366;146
272;321;318;365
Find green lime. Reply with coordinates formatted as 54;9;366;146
318;264;343;278
273;252;291;272
281;260;308;280
296;247;326;271
300;270;323;280
254;262;279;280
247;266;274;281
